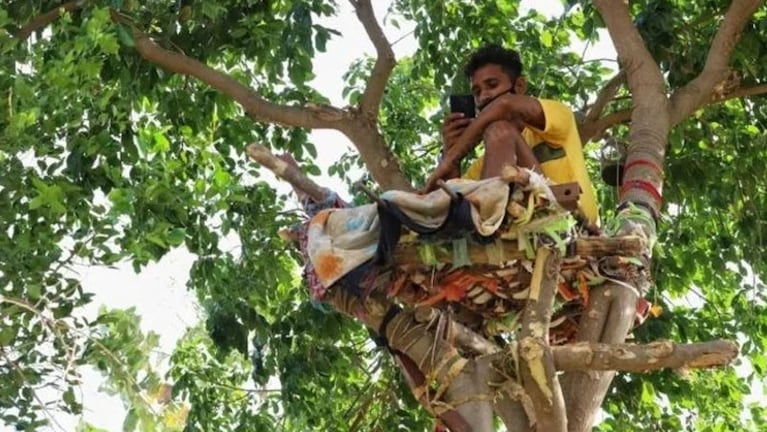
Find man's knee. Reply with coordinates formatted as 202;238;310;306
484;120;522;151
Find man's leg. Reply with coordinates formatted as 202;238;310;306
481;120;540;178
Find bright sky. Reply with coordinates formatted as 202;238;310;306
20;1;622;431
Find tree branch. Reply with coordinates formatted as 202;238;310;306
115;13;350;130
593;0;667;111
553;339;739;372
708;83;767;106
578;80;767;143
112;12;412;192
670;0;765;126
0;350;68;432
578;70;629;143
15;1;83;40
395;235;645;266
350;0;396;117
245;143;327;202
585;71;626;122
579;108;633;143
518;248;566;432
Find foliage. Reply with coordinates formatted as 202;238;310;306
1;0;766;431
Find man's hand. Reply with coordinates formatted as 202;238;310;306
421;158;460;194
442;112;472;155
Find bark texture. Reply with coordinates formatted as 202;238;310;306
553;339;739;372
518;248;566;432
560;283;638;432
395;235;645;265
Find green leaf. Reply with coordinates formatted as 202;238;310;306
27;283;42;300
63;387;76;408
541;30;553;48
146;233;166;248
0;327;17;346
28;196;45;210
167;228;186;246
116;24;135;48
123;409;138;432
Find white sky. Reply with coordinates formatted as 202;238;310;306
12;1;625;431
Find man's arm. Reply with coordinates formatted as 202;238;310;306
477;94;546;133
444;94;545;163
422;95;546;192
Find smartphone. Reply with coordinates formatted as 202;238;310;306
449;94;476;118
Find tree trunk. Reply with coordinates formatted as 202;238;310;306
559;3;673;431
560;284;638;432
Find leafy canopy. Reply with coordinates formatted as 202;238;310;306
0;0;766;430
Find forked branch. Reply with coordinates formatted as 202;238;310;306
350;0;396;117
121;18;349;130
671;0;765;125
579;82;767;142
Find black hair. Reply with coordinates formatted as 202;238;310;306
463;44;523;81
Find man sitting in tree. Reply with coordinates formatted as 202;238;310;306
425;44;599;226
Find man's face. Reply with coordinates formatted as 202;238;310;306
470;64;517;109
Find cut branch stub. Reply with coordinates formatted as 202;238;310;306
246;143;326;202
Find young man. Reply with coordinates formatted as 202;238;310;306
426;44;599;225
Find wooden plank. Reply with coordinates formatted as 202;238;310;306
549;182;581;211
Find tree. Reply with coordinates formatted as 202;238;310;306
1;0;766;431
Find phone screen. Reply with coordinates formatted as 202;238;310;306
449;95;476;118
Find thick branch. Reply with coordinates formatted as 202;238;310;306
114;12;412;192
553;340;739;372
119;16;349;130
451;321;500;355
395;235;645;266
16;1;83;40
342;124;414;191
579;71;628;142
593;1;667;109
594;0;670;216
561;282;641;432
350;0;396;117
245;143;327;202
670;0;765;125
